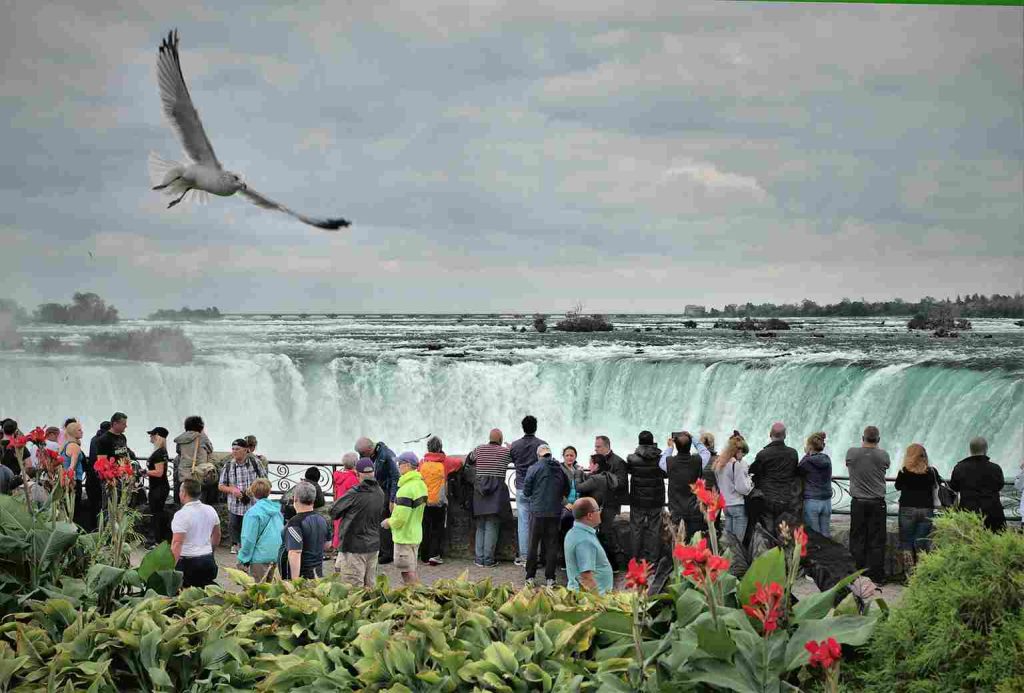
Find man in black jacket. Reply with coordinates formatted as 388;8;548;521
950;437;1006;532
523;445;568;586
330;458;387;587
663;431;712;541
594;435;627;568
749;422;801;537
627;431;665;564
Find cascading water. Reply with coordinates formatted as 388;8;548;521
2;314;1021;475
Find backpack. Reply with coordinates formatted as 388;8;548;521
932;468;957;509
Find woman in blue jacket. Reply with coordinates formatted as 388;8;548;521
238;478;284;581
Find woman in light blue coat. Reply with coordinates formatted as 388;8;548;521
238;478;284;581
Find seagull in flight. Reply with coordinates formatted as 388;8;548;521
150;29;350;230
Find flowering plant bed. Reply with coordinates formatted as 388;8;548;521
0;476;881;691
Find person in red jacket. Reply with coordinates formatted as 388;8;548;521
331;453;360;550
419;436;464;565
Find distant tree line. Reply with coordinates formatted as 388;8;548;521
0;294;224;326
148;306;222;321
709;293;1023;319
34;292;118;325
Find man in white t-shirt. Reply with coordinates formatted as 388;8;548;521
171;478;221;588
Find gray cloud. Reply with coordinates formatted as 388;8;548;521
1;1;1021;315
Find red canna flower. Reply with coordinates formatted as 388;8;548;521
27;427;48;445
690;478;727;523
794;526;808;558
706;554;730;581
673;538;709;564
10;435;28;448
805;637;842;669
743;581;785;634
625;558;651;590
691;478;711;504
673;539;730;587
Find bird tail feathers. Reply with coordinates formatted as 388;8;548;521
148;151;183;187
148;151;208;205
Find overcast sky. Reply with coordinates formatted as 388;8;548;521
1;1;1021;315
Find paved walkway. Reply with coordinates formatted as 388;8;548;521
183;547;904;605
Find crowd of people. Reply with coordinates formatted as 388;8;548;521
1;411;1019;593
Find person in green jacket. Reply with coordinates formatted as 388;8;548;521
237;479;284;581
381;451;428;585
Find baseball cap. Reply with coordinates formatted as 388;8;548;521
231;438;248;448
397;451;419;468
146;426;169;438
355;458;375;473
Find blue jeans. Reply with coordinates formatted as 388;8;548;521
804;498;832;538
723;505;747;541
516;489;531;558
898;506;933;552
475;515;500;565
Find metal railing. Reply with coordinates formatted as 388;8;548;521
250;459;1021;521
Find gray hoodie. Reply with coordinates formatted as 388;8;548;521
173;431;214;481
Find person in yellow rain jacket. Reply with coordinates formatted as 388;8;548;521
382;451;428;585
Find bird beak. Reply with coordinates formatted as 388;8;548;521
241;183;247;190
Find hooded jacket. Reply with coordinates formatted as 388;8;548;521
238;498;284;565
333;469;359;499
577;470;619;527
173;431;214;482
627;444;665;510
390;470;428;545
798;452;833;500
420;452;464;506
330;478;387;554
372;442;400;502
666;443;704;524
523;454;569;517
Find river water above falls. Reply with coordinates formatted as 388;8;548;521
3;315;1022;475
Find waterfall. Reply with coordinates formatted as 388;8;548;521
2;352;1020;474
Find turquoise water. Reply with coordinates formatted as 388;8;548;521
2;315;1021;475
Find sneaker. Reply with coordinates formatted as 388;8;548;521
545;578;556;588
428;556;443;566
524;578;536;588
474;559;486;567
513;556;526;567
229;545;238;555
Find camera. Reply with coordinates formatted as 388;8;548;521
239;492;251;504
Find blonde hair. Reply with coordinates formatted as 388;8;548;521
714;432;750;471
248;478;272;500
902;444;929;475
64;421;83;442
700;431;715;450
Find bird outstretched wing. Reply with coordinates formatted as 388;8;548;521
157;29;221;168
240;187;351;231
